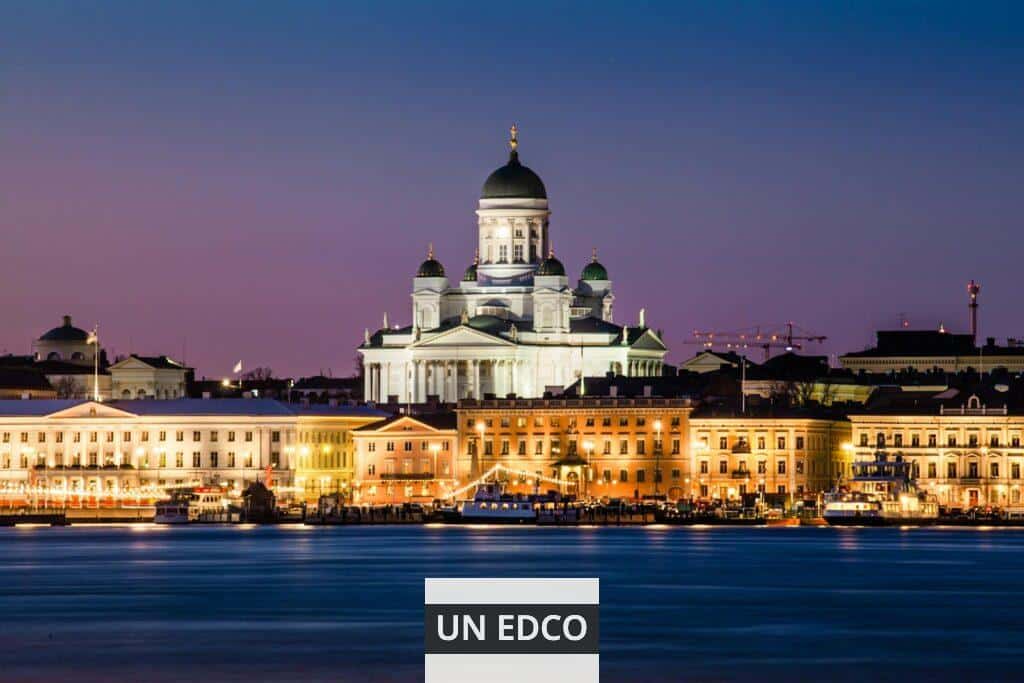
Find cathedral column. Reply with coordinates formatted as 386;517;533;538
383;362;391;401
473;360;481;400
511;359;518;397
409;361;417;403
370;363;379;402
506;360;514;398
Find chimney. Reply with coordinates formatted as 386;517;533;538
609;385;618;398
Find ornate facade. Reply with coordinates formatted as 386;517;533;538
359;127;668;404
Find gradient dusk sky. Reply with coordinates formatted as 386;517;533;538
3;2;1022;378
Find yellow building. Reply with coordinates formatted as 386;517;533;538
456;397;694;501
351;414;458;504
293;406;390;503
689;409;851;501
848;390;1024;509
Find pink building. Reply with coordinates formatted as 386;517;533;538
352;414;458;504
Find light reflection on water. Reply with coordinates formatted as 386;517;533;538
2;525;1024;682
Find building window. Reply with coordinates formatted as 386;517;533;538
518;441;526;456
227;452;236;467
796;460;804;475
211;452;219;468
671;439;680;455
1014;437;1022;448
1013;463;1021;479
718;437;727;450
271;431;281;443
968;434;979;447
671;468;680;479
928;434;937;447
535;441;543;455
619;440;628;455
192;452;201;467
777;485;786;494
368;464;376;475
404;441;412;452
192;431;201;442
210;431;219;442
619;469;628;483
619;417;628;427
948;435;957;447
757;437;766;450
602;469;611;483
636;469;645;483
911;434;920;447
368;442;376;452
991;462;1000;478
777;436;786;449
501;440;510;455
947;462;957;479
893;434;902;447
777;460;787;474
859;434;868;447
244;454;253;468
484;441;493;456
637;440;646;455
991;435;1001;447
603;440;611;455
700;461;708;474
386;441;395;452
175;453;184;468
719;460;727;474
796;436;805;450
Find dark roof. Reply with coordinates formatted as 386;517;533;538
0;400;88;416
564;375;697;399
39;315;90;342
0;368;53;391
107;398;297;417
745;352;830;382
844;330;977;358
292;405;391;418
481;151;547;199
581;258;608;281
33;360;109;376
292;375;361;390
462;262;478;282
691;402;849;420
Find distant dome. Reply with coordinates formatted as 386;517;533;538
480;126;547;200
537;253;566;277
462;251;480;282
416;244;445;278
39;315;89;342
581;249;609;281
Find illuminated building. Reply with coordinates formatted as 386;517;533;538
293;405;390;502
848;388;1024;508
689;408;851;501
358;126;668;404
455;397;693;500
0;399;297;506
351;414;458;503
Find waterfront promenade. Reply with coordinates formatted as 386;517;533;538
3;524;1024;682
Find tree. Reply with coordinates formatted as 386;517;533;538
53;376;83;399
241;367;274;381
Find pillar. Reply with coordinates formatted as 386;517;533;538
473;360;481;400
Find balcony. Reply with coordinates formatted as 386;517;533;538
730;470;752;479
33;464;135;471
379;472;434;481
959;477;982;485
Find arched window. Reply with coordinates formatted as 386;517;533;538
47;352;61;361
71;351;85;361
968;395;981;409
121;389;131;399
136;389;147;399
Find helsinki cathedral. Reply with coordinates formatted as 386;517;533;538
359;126;668;403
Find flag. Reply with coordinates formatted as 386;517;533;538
86;327;98;345
232;360;243;374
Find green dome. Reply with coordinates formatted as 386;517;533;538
536;254;566;277
416;244;445;278
462;263;478;282
581;260;608;281
417;258;445;278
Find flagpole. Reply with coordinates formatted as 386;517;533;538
90;325;100;402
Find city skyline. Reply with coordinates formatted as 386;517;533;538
3;2;1023;377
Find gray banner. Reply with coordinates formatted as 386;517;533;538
425;604;600;654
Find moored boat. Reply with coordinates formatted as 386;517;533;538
824;451;939;527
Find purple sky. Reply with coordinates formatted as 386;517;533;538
2;2;1023;378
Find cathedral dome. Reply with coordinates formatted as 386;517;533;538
480;125;547;200
581;249;609;281
537;253;566;277
39;315;89;342
462;250;480;282
416;244;445;278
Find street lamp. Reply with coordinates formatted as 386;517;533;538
429;442;441;497
583;439;594;498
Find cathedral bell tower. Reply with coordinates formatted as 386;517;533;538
475;125;551;286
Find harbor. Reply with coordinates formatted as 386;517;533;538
3;523;1024;683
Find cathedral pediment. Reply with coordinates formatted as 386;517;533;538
629;329;668;351
47;401;138;420
410;325;516;348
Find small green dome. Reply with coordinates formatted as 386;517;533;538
416;244;445;278
536;254;566;277
581;251;608;280
462;263;478;282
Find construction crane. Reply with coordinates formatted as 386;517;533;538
689;322;827;362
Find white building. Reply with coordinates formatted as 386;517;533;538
109;355;189;399
359;127;668;403
0;399;297;504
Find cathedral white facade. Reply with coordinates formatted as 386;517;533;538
359;127;668;403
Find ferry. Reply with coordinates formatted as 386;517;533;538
154;487;233;524
824;451;939;526
449;482;537;524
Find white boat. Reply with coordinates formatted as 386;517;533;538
452;483;537;524
824;451;939;526
154;487;233;524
